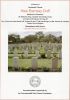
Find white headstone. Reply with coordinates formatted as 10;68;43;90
14;48;18;57
8;47;10;53
24;49;28;58
31;57;38;71
13;57;19;68
59;50;62;59
52;57;58;71
47;50;51;58
35;50;40;58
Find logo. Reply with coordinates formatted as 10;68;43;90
29;76;41;87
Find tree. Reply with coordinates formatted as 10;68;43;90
57;36;62;43
8;34;20;44
35;31;44;42
8;32;62;43
23;35;37;43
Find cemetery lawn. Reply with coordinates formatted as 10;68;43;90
8;58;61;69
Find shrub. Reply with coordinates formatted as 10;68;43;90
19;54;24;59
40;53;46;58
43;67;50;72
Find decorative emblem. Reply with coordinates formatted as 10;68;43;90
29;76;41;87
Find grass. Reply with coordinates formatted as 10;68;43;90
8;47;62;72
8;58;61;69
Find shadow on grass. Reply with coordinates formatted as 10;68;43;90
8;66;62;72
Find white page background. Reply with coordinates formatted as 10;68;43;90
1;1;69;99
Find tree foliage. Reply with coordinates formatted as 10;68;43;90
8;32;62;44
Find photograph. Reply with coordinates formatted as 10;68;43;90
8;31;62;72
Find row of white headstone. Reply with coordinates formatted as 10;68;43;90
9;47;61;71
13;56;59;71
8;43;61;54
8;43;61;50
12;48;62;59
